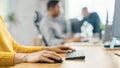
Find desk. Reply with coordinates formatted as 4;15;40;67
107;49;120;67
1;43;120;68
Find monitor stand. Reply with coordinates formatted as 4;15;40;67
104;37;120;48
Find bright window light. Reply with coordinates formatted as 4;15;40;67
66;0;115;24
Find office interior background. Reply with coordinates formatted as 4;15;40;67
0;0;115;46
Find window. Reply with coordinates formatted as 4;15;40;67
65;0;115;24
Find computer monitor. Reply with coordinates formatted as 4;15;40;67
104;0;120;48
103;23;112;43
112;0;120;40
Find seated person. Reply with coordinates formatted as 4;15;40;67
0;16;75;66
81;7;101;35
40;0;80;46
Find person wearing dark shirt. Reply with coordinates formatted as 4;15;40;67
81;7;101;34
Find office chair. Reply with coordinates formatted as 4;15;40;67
33;10;48;46
70;19;83;33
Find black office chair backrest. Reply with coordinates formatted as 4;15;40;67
70;19;83;33
34;10;48;46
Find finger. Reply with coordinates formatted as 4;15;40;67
56;49;68;53
40;56;54;63
67;47;76;51
43;54;61;60
59;46;75;51
60;46;70;49
46;51;61;58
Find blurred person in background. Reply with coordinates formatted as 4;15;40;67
40;0;81;46
81;7;101;37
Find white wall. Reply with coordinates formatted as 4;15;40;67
10;0;65;46
0;0;8;19
10;0;38;45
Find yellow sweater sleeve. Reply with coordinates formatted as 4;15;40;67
0;16;45;66
12;38;44;53
0;52;15;66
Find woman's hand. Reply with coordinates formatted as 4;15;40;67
43;45;75;53
14;50;61;64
